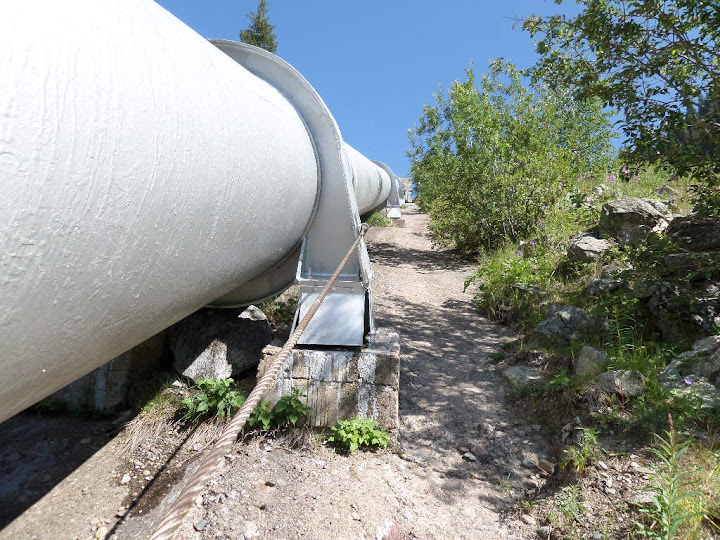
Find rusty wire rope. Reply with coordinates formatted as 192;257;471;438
149;223;370;540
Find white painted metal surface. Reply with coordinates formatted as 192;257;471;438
345;144;393;215
0;0;321;421
0;0;399;422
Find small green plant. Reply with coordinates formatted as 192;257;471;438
179;378;245;423
327;415;390;452
258;291;298;328
556;485;586;524
33;397;67;414
248;387;312;431
561;427;599;476
635;417;702;539
365;211;391;227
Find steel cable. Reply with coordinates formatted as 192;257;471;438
149;223;370;540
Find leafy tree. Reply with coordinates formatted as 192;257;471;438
239;0;277;53
523;0;719;213
408;60;615;255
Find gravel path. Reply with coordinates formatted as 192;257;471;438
1;204;547;540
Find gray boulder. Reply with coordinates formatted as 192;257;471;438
575;346;609;379
649;280;720;342
503;365;545;388
585;278;623;297
170;305;272;381
536;304;606;343
599;198;672;244
659;336;720;408
567;234;614;263
595;370;646;397
667;216;720;252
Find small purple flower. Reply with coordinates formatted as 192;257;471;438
684;376;694;386
606;173;616;185
622;165;629;175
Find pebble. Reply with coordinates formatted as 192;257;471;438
537;460;554;475
243;521;259;539
471;444;489;458
400;508;415;522
592;533;602;539
597;460;609;471
521;514;536;526
80;438;91;445
522;458;536;469
120;474;131;485
194;519;209;532
536;525;552;539
462;452;477;462
351;512;362;521
95;526;108;538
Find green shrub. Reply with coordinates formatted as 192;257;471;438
248;387;312;431
365;211;391;227
179;378;245;423
408;60;615;255
327;415;390;452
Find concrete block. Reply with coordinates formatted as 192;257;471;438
49;331;168;414
258;329;400;431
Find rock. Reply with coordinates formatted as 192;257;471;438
351;512;362;521
649;280;720;342
400;508;415;522
503;365;545;387
194;519;209;532
592;184;612;196
659;336;720;408
95;526;109;539
120;473;131;485
667;215;720;252
629;490;656;508
521;514;537;526
470;443;489;458
567;234;614;263
575;346;610;379
536;525;552;539
599;198;672;243
664;252;720;279
536;304;606;343
595;370;646;397
585;278;623;297
170;306;272;381
462;452;477;462
243;521;260;539
537;459;555;476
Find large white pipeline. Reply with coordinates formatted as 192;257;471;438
0;0;398;422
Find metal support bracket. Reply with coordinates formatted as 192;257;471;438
374;161;401;219
210;41;373;346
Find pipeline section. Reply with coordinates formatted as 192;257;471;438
0;0;400;422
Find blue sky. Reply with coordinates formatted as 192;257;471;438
156;0;581;178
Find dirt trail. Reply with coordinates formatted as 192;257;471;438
1;204;545;540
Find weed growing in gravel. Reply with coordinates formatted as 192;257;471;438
327;415;390;452
635;418;704;539
258;290;298;328
365;211;391;227
556;485;587;525
561;427;599;476
179;378;245;423
248;388;312;431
